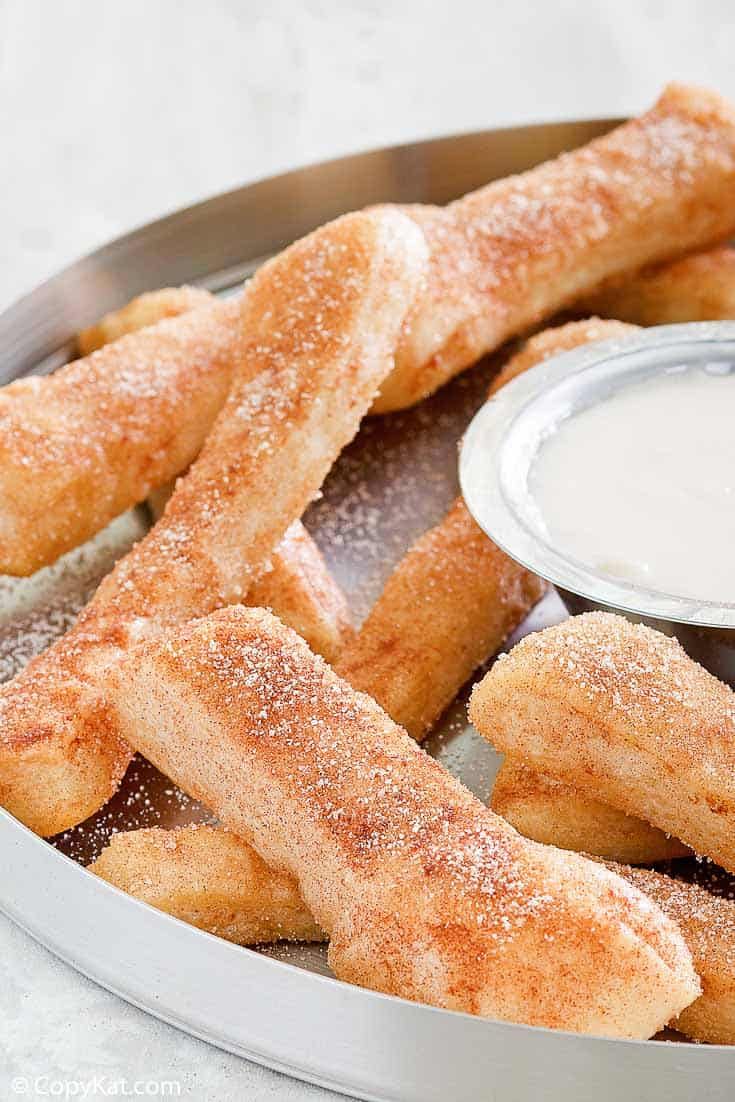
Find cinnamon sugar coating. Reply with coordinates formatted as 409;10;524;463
0;209;426;835
377;83;735;411
491;758;690;864
104;605;698;1037
77;286;216;356
578;244;735;325
337;497;544;740
105;299;354;664
0;296;243;575
3;85;735;575
89;813;735;1043
608;863;735;1045
90;824;323;945
470;612;735;872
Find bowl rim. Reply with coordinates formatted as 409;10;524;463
5;119;735;1102
460;321;735;630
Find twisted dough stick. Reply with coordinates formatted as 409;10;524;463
3;84;735;575
77;286;216;355
0;295;243;575
336;497;545;741
89;823;735;1044
90;291;353;664
377;83;735;411
90;824;324;945
0;209;427;836
470;613;735;873
491;759;690;865
577;244;735;325
104;604;698;1037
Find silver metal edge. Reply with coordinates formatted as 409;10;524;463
0;117;621;384
4;120;735;1099
460;322;735;629
3;808;734;1102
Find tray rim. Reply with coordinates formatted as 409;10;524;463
4;806;735;1102
2;115;734;1102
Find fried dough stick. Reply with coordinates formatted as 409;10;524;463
609;863;735;1045
0;294;243;575
491;760;690;864
90;824;324;945
337;498;544;741
0;209;426;836
4;85;735;574
85;288;353;664
578;244;735;325
377;83;735;410
470;612;735;873
77;286;216;355
89;821;735;1044
104;605;698;1037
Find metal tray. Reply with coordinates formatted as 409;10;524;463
2;119;734;1102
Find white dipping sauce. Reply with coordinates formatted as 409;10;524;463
529;367;735;604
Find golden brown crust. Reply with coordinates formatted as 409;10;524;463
470;612;735;872
0;297;243;575
487;318;637;397
249;521;353;664
0;209;427;836
337;497;544;740
104;605;698;1037
578;245;735;325
376;83;735;411
605;863;735;1044
77;286;216;356
94;297;353;663
151;481;353;663
90;825;324;945
491;758;690;864
2;85;734;575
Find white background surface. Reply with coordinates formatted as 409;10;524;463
1;1;734;1098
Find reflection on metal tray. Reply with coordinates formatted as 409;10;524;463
2;118;734;1102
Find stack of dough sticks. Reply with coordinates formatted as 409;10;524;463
472;613;735;875
484;314;735;865
470;614;735;1040
3;82;735;1038
2;83;735;576
100;604;699;1037
90;821;735;1043
93;313;735;1042
0;208;427;835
